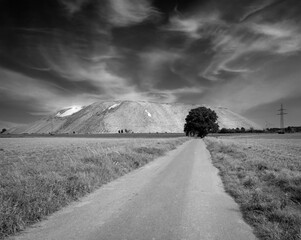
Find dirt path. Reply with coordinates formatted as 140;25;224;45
10;139;257;240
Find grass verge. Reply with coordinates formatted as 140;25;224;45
0;137;188;239
205;137;301;240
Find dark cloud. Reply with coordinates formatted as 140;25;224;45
0;0;301;126
0;90;47;123
0;54;103;95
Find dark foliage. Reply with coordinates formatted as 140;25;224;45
1;128;7;134
184;107;219;138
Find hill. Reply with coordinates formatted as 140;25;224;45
10;101;261;134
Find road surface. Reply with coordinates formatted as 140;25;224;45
10;139;257;240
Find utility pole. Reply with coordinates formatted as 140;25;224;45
277;104;287;134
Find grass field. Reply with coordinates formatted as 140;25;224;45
205;133;301;240
0;133;185;139
0;136;188;239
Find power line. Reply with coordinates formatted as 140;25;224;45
277;104;287;133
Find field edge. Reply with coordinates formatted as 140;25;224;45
204;137;301;240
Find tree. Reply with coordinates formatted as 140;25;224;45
219;128;228;133
1;128;7;134
184;107;219;138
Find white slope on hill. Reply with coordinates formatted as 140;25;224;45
108;103;121;110
10;101;261;134
56;106;83;118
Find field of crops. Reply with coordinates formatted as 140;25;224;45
0;137;187;239
0;133;186;139
205;133;301;240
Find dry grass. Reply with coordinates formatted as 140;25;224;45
0;137;188;239
205;135;301;240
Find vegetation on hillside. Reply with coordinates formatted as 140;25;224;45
0;137;187;239
205;136;301;240
184;107;219;138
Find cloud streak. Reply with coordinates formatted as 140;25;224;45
166;6;301;82
59;0;90;15
107;0;159;27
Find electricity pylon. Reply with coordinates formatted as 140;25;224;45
277;104;287;134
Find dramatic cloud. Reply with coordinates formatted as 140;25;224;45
1;0;301;127
107;0;158;27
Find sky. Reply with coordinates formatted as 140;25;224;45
0;0;300;128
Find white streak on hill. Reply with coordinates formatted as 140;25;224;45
108;103;120;110
145;110;152;117
56;106;83;117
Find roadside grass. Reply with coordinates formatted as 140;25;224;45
0;137;188;239
205;137;301;240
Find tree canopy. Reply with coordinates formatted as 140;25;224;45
1;128;7;134
184;107;219;138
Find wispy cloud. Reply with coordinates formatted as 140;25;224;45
166;11;222;39
106;0;159;27
59;0;159;27
168;10;301;81
138;49;181;88
250;21;301;54
59;0;90;15
42;51;136;100
123;87;205;104
0;68;80;113
239;0;278;22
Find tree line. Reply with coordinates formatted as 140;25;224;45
183;107;266;138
